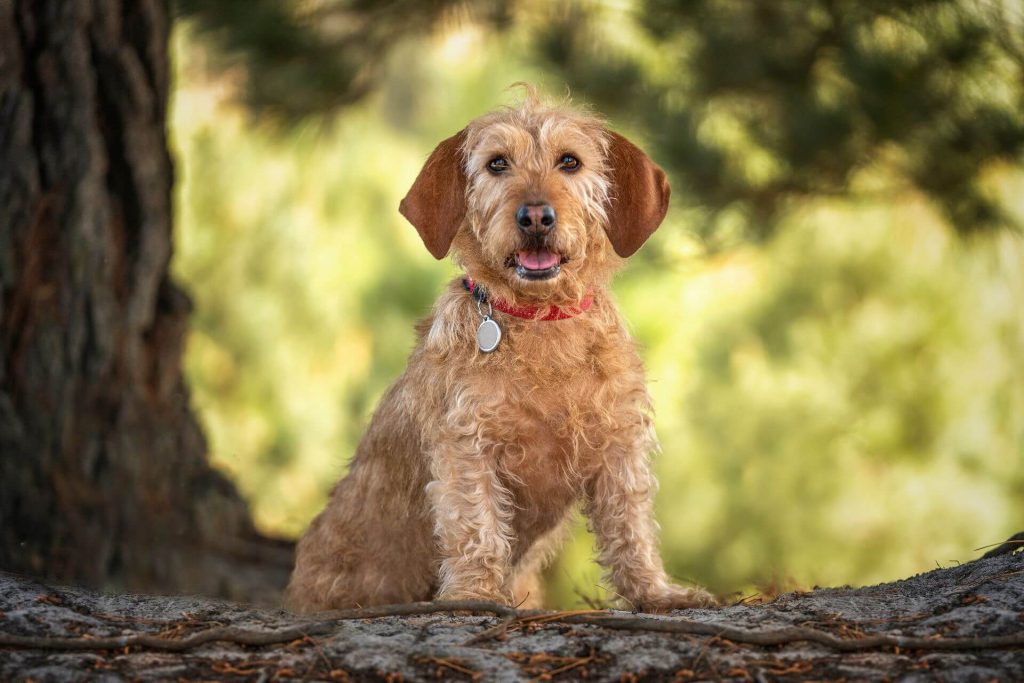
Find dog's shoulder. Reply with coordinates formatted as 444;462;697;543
416;279;476;353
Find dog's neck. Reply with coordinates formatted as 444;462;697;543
462;278;594;321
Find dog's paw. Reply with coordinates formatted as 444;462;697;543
436;586;514;608
635;585;720;613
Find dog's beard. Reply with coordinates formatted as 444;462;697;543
466;211;601;303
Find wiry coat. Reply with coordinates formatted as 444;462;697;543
285;93;717;613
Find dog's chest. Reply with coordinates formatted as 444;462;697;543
486;321;639;458
492;361;624;542
494;352;611;462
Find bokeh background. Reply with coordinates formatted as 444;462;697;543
169;0;1023;606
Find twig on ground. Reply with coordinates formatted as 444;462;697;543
979;532;1024;558
0;601;513;652
415;656;481;681
461;609;606;646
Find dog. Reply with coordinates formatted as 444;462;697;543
285;89;717;613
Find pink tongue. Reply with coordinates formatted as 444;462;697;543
518;249;560;270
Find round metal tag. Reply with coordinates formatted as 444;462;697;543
477;317;501;353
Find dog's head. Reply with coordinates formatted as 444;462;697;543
400;92;670;303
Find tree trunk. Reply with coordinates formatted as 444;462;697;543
0;0;291;604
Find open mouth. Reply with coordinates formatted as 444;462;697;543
509;249;565;281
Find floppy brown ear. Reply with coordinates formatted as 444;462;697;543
604;131;671;257
399;129;469;259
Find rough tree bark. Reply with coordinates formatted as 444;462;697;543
1;550;1021;681
0;0;291;602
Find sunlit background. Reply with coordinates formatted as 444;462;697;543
169;1;1024;607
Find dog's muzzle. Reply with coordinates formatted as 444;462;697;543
512;203;563;280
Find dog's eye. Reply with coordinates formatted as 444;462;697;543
558;154;581;172
487;157;510;174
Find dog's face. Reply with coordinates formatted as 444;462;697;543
400;98;670;302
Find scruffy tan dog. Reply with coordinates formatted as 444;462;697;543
286;90;717;613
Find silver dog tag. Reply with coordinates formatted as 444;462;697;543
477;316;501;353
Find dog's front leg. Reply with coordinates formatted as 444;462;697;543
585;442;718;612
427;427;515;604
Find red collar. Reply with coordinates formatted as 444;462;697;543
463;278;594;321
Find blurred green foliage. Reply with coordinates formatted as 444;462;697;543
170;1;1024;606
173;0;497;118
538;0;1024;240
176;0;1024;240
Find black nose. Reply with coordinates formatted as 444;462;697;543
516;203;556;235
